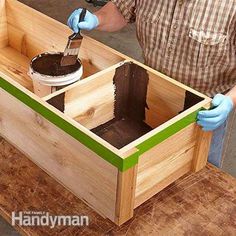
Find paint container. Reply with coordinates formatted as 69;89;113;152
29;52;83;97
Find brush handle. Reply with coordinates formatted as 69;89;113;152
69;8;87;40
79;8;87;23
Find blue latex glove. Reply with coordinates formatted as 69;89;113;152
67;9;99;33
197;94;234;131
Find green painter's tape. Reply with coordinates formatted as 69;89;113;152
0;77;138;171
126;111;199;161
134;110;199;157
0;77;200;172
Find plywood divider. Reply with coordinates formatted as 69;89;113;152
42;61;126;102
65;71;116;130
0;0;8;48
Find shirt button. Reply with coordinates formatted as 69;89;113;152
173;24;178;29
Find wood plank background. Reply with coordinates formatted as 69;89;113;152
0;137;236;235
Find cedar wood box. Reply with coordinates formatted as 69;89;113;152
0;0;212;225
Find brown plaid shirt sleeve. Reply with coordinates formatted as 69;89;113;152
111;0;236;97
111;0;136;23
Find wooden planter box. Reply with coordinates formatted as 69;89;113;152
0;0;212;225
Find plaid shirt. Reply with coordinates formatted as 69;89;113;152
111;0;236;97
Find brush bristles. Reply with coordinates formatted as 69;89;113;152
60;54;78;66
63;48;80;56
61;35;82;66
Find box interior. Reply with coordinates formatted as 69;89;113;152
0;0;205;150
0;0;125;96
46;62;204;149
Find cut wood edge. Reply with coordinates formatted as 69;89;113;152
192;126;213;172
115;165;137;225
42;60;127;101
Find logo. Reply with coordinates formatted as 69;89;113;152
12;211;89;228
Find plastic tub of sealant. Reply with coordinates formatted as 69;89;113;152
29;52;83;97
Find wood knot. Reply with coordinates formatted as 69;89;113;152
88;59;93;65
86;108;95;117
34;114;48;131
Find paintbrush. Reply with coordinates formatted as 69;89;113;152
61;8;87;67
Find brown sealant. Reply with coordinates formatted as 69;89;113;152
45;61;204;149
40;53;81;112
47;92;65;113
92;62;152;149
31;53;81;76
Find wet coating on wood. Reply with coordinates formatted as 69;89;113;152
31;53;81;76
182;90;204;112
47;92;65;112
92;62;151;149
1;138;236;235
92;118;152;149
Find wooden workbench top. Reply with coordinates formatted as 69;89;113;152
0;137;236;235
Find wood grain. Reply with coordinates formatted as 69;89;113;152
192;125;213;172
0;89;118;221
5;0;125;78
115;165;137;225
0;47;32;91
63;69;116;130
0;0;125;96
135;124;197;207
1;138;236;235
145;70;186;128
0;0;8;49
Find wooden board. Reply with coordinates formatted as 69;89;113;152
1;138;236;235
79;37;129;78
135;124;197;207
6;0;71;58
0;0;213;225
0;47;32;91
63;69;116;130
0;88;118;221
115;165;137;225
5;0;126;78
145;70;186;128
192;125;213;172
0;0;8;48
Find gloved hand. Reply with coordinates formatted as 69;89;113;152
67;9;99;33
197;94;234;131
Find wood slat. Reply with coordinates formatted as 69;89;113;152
0;0;8;49
135;124;197;207
0;89;118;221
0;47;32;91
1;139;236;235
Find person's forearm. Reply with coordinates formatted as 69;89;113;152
227;85;236;107
94;2;127;32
